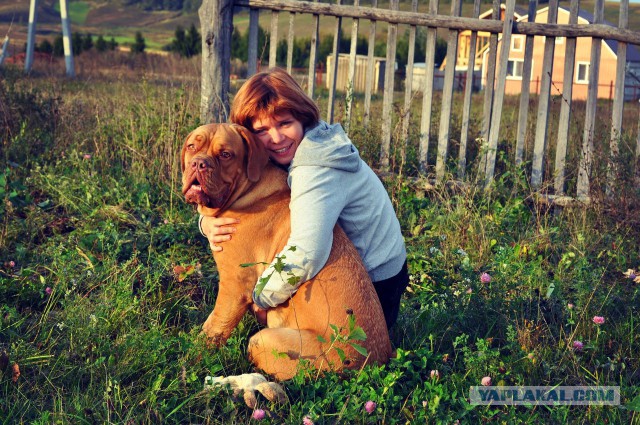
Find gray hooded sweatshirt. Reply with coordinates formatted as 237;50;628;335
253;121;407;309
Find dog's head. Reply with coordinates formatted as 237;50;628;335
181;123;270;213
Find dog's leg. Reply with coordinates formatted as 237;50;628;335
247;328;349;381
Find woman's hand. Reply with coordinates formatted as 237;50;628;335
200;216;239;252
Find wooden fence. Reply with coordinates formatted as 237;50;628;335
199;0;640;204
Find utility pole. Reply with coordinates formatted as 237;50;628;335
25;0;75;76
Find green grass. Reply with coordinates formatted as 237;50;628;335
1;58;640;424
54;1;91;25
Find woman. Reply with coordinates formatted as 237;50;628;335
200;68;408;330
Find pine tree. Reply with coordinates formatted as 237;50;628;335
95;35;108;52
132;32;146;54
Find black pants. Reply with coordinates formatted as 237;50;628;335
372;260;409;330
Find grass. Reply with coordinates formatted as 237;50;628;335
53;1;91;26
1;54;640;424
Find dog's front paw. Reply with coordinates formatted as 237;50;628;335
204;373;288;408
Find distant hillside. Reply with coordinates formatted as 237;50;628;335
1;0;637;55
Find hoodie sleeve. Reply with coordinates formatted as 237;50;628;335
252;165;347;309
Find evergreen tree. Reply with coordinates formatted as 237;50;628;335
72;32;83;55
38;39;53;54
82;33;93;52
132;32;146;54
95;35;108;52
53;35;64;57
185;23;201;57
108;38;119;51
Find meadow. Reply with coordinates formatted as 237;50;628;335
1;53;640;424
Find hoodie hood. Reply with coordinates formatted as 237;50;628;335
289;121;361;173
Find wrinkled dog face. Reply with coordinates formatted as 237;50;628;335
181;124;244;210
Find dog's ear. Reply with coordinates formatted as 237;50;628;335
233;124;270;182
180;130;195;174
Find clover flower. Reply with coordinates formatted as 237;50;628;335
567;303;574;309
573;340;584;351
83;154;92;160
45;287;52;295
623;269;640;283
430;369;440;379
9;261;15;268
480;273;491;284
592;316;605;325
252;409;265;420
481;376;492;386
364;400;377;414
302;416;314;425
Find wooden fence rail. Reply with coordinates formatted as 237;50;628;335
200;0;640;204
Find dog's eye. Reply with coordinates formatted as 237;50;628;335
187;144;196;151
219;151;232;159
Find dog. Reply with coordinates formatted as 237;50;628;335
181;123;392;380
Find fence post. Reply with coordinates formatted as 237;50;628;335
199;0;233;124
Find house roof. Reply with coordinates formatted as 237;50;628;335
514;6;640;63
573;8;640;62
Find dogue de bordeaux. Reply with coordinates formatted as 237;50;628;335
180;123;392;380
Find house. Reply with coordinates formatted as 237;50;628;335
448;3;528;72
481;6;640;100
325;53;390;93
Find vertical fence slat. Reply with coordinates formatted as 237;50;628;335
307;1;320;98
515;0;538;166
477;0;500;178
418;0;439;173
554;0;579;196
327;0;343;124
458;0;482;180
577;0;604;200
484;0;516;186
531;0;559;188
636;106;640;187
380;0;399;171
482;0;500;142
607;0;628;196
247;8;259;76
436;0;462;181
286;12;295;73
363;0;378;128
269;10;279;68
401;0;419;157
345;0;360;134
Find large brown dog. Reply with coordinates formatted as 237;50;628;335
181;123;392;380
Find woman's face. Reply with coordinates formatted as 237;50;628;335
251;112;304;166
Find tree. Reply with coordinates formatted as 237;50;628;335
82;33;94;52
108;38;119;51
53;35;64;57
38;39;53;54
95;35;108;52
131;32;146;54
72;32;83;55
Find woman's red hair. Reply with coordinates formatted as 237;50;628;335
230;68;320;131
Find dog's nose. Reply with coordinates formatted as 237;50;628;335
191;157;208;170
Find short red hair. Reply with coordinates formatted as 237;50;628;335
230;68;320;131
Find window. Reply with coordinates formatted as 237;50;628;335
511;36;524;52
576;62;589;83
506;59;524;79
